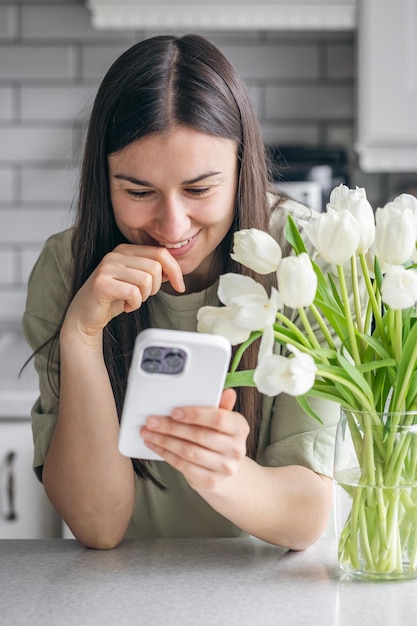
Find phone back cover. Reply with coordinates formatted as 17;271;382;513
118;329;231;460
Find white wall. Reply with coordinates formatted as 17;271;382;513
0;0;401;323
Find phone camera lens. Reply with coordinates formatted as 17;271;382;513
165;352;185;373
142;359;161;373
144;347;163;360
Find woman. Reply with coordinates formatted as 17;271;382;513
23;34;338;550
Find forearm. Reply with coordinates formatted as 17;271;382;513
197;457;333;550
43;328;136;549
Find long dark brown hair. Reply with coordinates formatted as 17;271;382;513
50;34;280;485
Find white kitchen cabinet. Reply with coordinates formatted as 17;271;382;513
0;419;60;538
356;0;417;171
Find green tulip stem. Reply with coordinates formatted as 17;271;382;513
359;252;386;342
392;334;417;412
274;312;313;349
296;307;322;351
229;331;262;374
308;303;336;349
388;308;403;363
350;254;364;335
337;264;361;365
315;368;374;412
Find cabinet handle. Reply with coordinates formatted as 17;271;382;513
4;451;17;522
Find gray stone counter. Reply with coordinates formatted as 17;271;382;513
1;537;416;625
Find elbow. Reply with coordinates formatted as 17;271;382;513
70;524;126;550
78;536;123;551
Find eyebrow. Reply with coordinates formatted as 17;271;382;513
113;171;222;186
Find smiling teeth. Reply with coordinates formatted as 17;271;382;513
159;238;191;249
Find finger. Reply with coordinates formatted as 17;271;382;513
219;388;237;411
142;418;233;454
115;244;185;293
170;405;247;440
141;443;238;489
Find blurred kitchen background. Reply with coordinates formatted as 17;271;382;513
0;0;416;537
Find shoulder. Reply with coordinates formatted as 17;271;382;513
33;228;74;281
24;228;74;329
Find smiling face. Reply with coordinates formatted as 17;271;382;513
108;126;238;293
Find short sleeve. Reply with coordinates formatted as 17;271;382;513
22;229;73;480
258;393;340;478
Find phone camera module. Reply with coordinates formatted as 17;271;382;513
141;346;187;375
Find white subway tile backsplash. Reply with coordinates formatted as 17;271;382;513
265;85;354;120
21;167;79;204
262;122;320;146
0;6;18;40
0;169;14;203
21;85;96;122
0;249;14;285
0;290;27;321
0;6;17;40
221;44;320;80
0;1;360;321
22;6;133;40
0;208;73;244
81;45;136;80
0;87;12;121
325;43;356;79
0;127;74;163
21;246;43;284
0;46;76;81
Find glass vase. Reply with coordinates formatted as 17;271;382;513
334;408;417;580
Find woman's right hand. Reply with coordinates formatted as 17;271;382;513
63;244;185;340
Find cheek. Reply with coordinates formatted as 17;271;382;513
112;196;145;229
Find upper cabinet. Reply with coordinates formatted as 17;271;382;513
356;0;417;171
87;0;357;31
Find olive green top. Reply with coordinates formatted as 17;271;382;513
23;203;340;539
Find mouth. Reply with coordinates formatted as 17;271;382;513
158;237;193;249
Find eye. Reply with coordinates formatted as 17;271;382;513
127;189;153;199
186;187;211;196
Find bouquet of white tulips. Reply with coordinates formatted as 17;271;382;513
197;184;417;578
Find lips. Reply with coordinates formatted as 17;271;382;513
158;237;192;249
155;232;199;257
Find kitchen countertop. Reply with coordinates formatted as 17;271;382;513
0;324;38;418
1;537;416;625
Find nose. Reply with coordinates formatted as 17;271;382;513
154;195;191;242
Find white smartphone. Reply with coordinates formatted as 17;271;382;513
118;328;232;460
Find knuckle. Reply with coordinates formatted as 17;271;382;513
212;411;226;431
221;460;235;477
230;444;244;461
140;271;153;292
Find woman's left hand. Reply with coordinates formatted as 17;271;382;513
140;389;249;490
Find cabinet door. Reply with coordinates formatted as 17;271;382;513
357;0;417;171
0;420;60;538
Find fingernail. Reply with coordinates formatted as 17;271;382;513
172;408;185;420
147;417;160;429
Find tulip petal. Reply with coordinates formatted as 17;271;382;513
231;228;282;274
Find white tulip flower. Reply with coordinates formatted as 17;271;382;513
253;345;316;397
329;184;375;254
277;252;317;308
196;305;250;345
390;194;417;262
375;199;417;266
381;266;417;310
197;274;282;345
301;208;360;265
231;228;282;274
